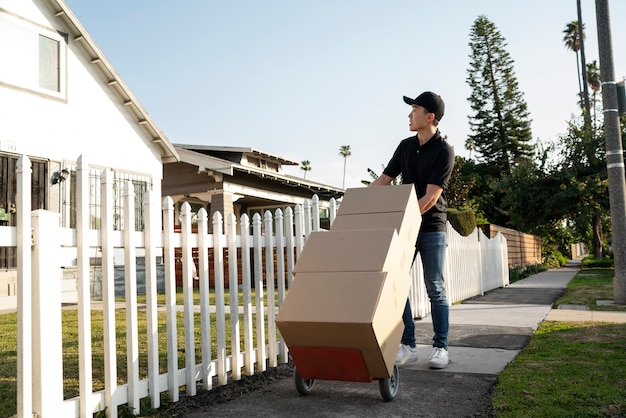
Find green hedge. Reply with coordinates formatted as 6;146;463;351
581;256;614;268
448;207;477;236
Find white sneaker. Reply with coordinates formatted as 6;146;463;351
428;347;449;369
395;344;418;365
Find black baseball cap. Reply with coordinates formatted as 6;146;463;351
403;91;445;121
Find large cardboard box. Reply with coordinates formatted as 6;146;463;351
276;185;421;380
331;212;419;249
292;228;412;278
335;184;420;217
332;185;421;248
275;271;407;379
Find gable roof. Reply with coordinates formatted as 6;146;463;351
174;145;345;198
46;0;179;163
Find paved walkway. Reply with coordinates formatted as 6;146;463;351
180;259;626;417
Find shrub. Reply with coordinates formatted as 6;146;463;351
542;247;567;268
509;263;547;283
448;207;476;236
581;255;614;268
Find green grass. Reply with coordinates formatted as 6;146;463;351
493;267;626;417
0;288;281;417
554;268;626;311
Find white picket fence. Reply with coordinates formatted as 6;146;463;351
5;155;508;418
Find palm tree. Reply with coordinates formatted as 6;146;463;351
300;160;311;179
338;145;351;189
563;20;585;96
586;60;601;128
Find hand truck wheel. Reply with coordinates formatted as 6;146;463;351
294;366;316;396
379;364;399;401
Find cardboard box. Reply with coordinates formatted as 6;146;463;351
335;184;420;218
276;185;421;380
332;184;421;248
275;271;408;378
292;228;412;277
331;211;420;249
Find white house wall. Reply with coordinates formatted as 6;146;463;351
0;0;164;184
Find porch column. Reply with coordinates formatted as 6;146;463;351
210;191;234;226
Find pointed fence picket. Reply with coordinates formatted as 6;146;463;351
7;154;508;418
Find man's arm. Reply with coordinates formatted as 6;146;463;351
419;184;443;215
370;173;394;187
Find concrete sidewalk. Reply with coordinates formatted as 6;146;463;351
178;259;626;417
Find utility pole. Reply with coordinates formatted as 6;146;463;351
595;0;626;303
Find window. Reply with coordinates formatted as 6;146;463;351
0;154;48;269
0;12;67;97
38;35;60;92
247;157;261;168
68;169;152;231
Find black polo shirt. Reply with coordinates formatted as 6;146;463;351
383;130;455;233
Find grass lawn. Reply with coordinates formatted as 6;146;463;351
0;288;277;418
493;268;626;416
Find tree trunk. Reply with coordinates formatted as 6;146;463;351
593;214;603;259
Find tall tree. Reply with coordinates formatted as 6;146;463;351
555;116;609;259
576;0;591;122
466;15;533;173
446;157;477;209
338;145;351;189
563;15;591;131
563;20;585;96
586;60;601;130
300;160;311;179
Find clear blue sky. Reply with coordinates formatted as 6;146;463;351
64;0;625;190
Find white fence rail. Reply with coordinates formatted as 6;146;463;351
5;155;508;417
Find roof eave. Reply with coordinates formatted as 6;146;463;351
48;0;180;163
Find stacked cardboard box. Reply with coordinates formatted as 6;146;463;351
275;184;421;381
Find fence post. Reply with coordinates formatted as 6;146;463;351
197;208;212;390
100;169;118;418
311;195;320;231
284;207;295;288
143;190;160;409
76;155;93;417
180;202;197;395
227;212;242;380
240;214;254;376
252;213;266;372
16;155;32;418
162;196;179;402
294;205;304;256
123;181;140;412
213;211;227;386
31;210;63;417
264;211;277;367
274;209;288;363
303;199;311;238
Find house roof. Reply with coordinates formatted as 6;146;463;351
47;0;179;163
174;146;345;197
175;144;300;166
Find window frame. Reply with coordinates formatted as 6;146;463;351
0;11;68;100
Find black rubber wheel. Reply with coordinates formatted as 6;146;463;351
379;364;399;402
294;367;315;396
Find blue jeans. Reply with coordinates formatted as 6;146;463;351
401;231;449;349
